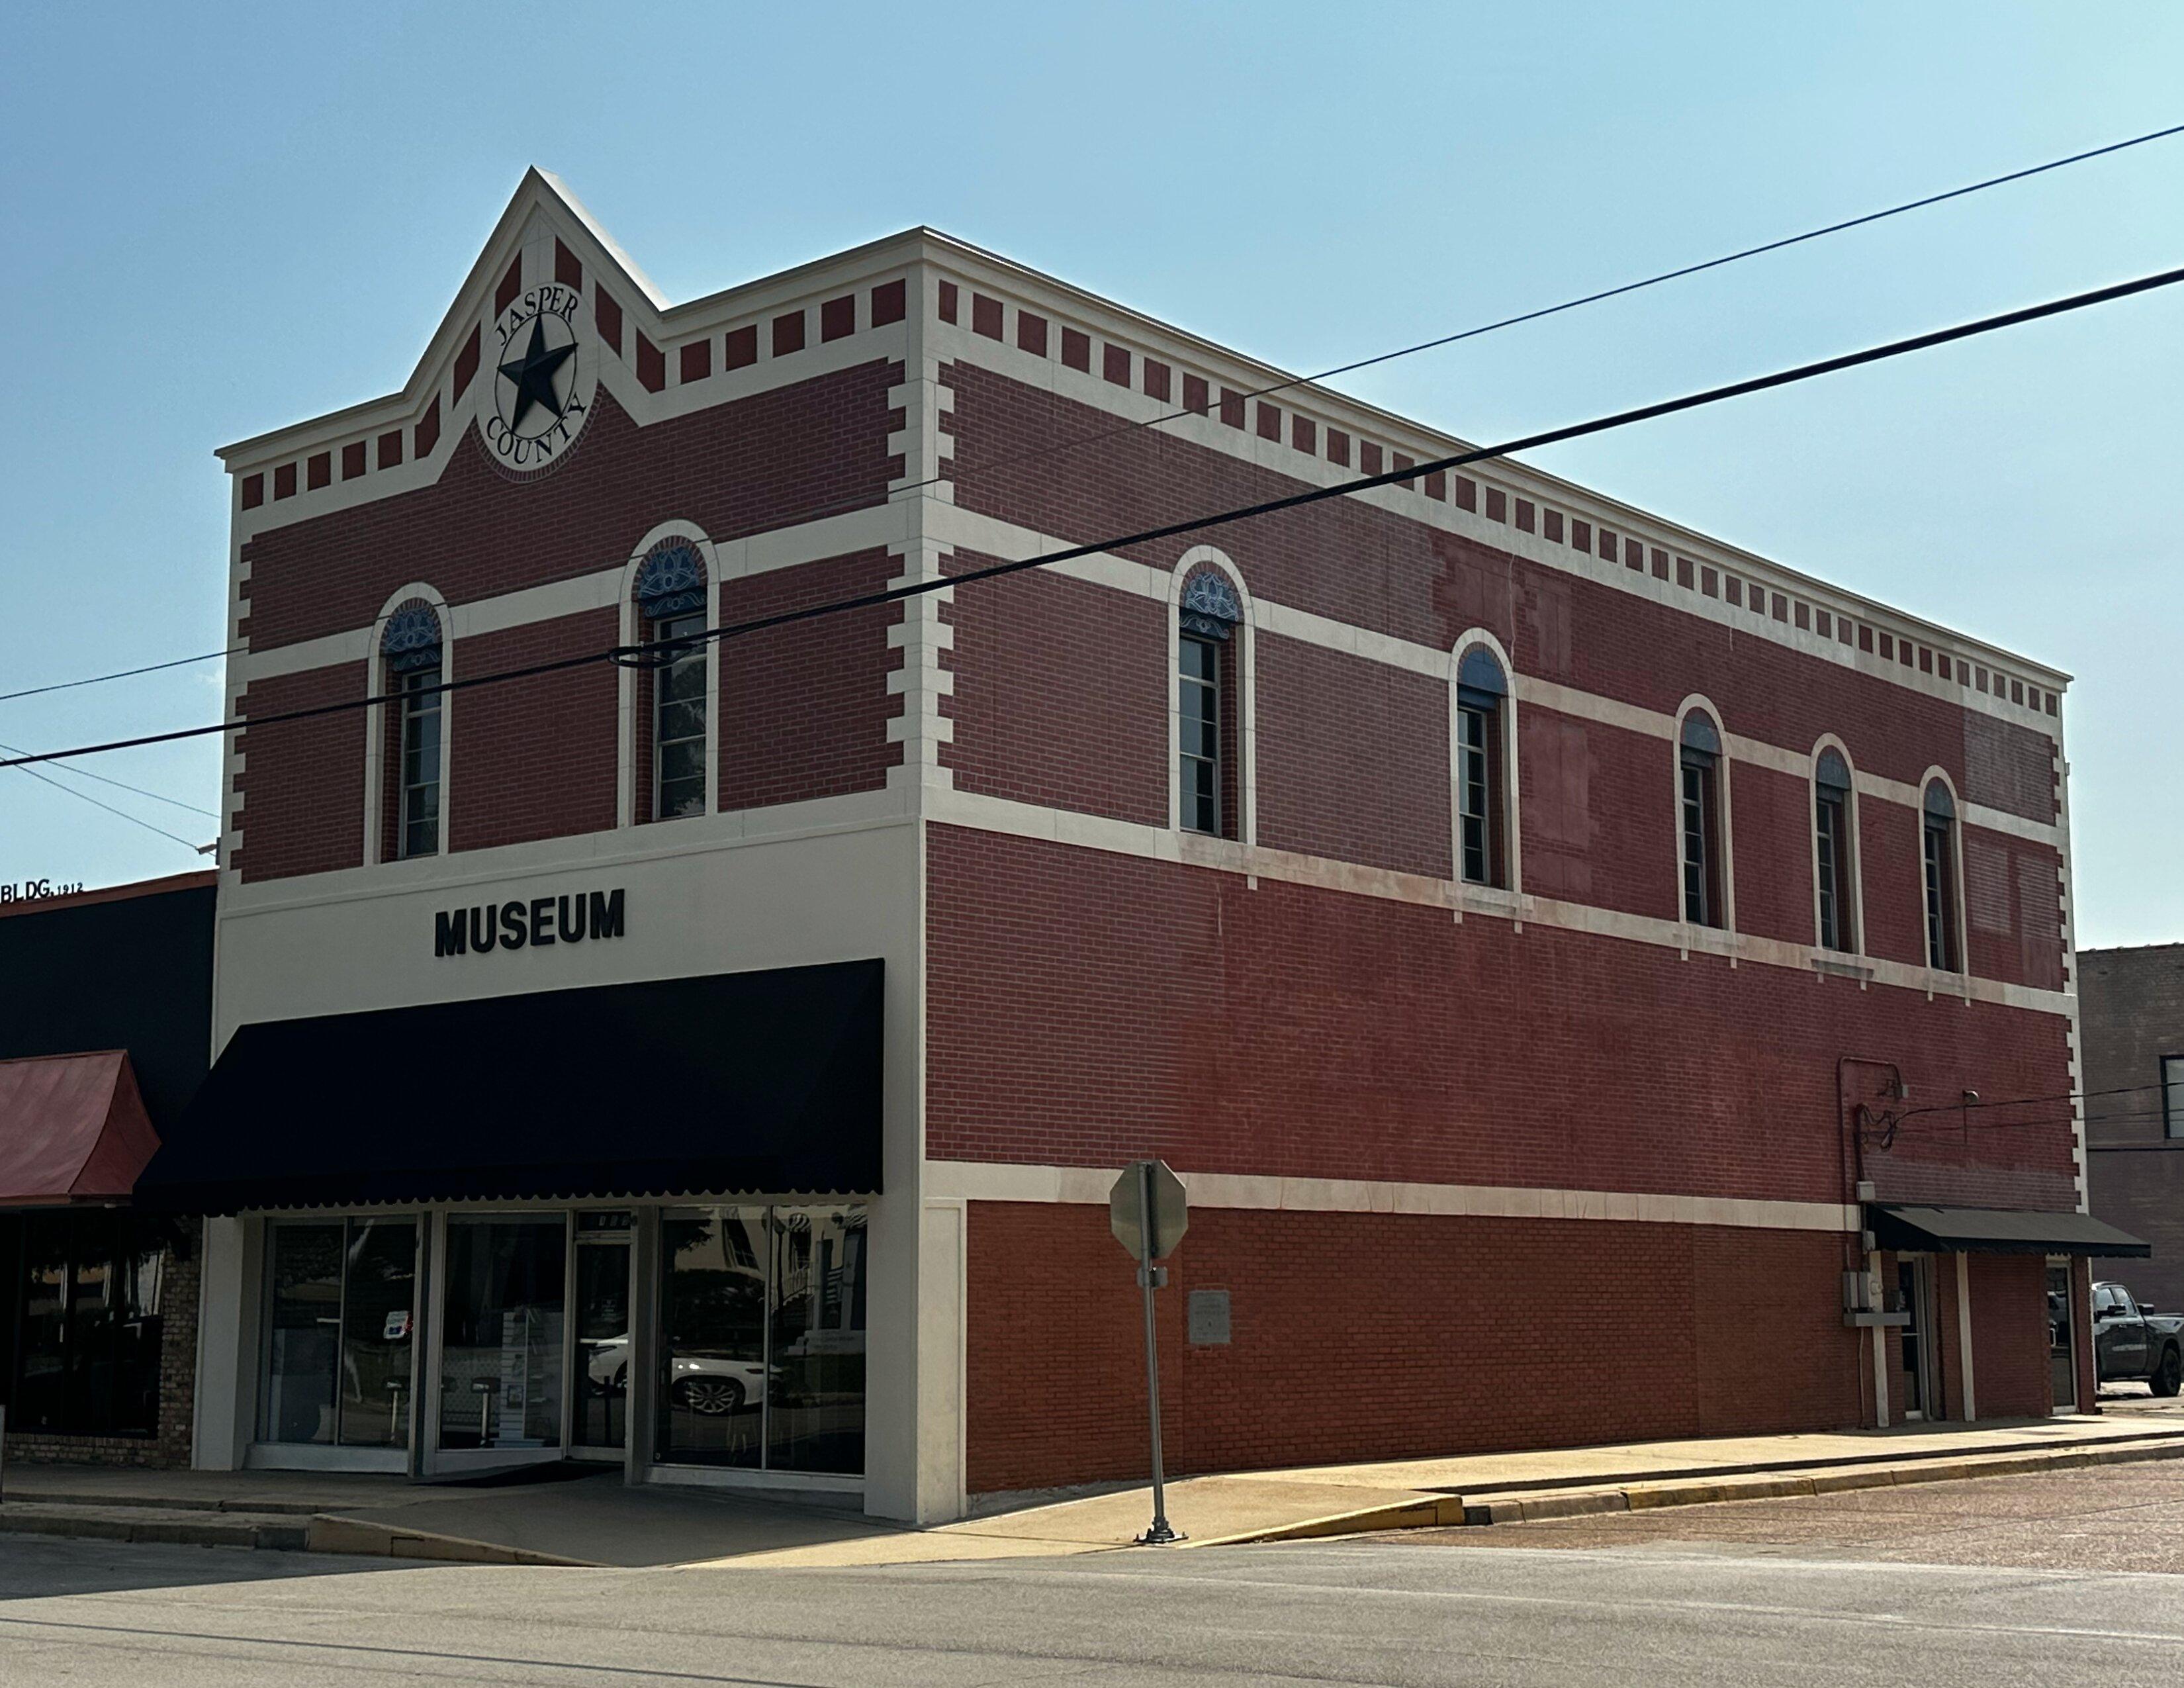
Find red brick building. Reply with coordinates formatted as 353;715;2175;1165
159;171;2130;1521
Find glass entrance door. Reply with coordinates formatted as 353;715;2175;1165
2049;1262;2078;1411
1896;1258;1934;1420
436;1217;567;1466
572;1215;633;1456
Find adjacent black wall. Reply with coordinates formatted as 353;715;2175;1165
0;880;216;1126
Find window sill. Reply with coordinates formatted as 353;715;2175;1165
1811;953;1875;984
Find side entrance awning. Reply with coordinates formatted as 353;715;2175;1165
136;960;883;1214
0;1051;159;1205
1870;1203;2150;1259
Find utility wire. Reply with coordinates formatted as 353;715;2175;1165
1;760;207;853
875;120;2184;506
7;122;2181;715
4;257;2182;776
0;646;246;708
0;739;218;818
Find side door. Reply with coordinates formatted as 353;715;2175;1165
2114;1288;2152;1378
2093;1285;2124;1380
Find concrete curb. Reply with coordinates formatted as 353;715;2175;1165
305;1513;596;1567
1213;1430;2184;1546
0;1503;308;1552
0;1501;594;1566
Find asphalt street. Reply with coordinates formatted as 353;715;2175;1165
7;1483;2184;1688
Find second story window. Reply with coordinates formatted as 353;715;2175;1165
1922;780;1960;971
1678;712;1724;928
634;543;709;823
1814;747;1856;952
2163;1055;2184;1139
1177;571;1242;839
1454;646;1508;888
381;601;443;860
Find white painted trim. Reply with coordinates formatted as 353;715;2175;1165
923;1158;1858;1234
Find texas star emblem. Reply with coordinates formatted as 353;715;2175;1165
482;281;595;471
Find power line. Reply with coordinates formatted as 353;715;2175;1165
0;739;218;819
0;645;245;708
8;123;2181;715
876;120;2184;506
3;257;2181;776
1;760;207;853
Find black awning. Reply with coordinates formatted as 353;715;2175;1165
138;961;882;1213
1870;1203;2150;1259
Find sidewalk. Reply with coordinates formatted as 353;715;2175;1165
8;1409;2184;1570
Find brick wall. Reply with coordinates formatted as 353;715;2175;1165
6;1232;199;1470
927;825;2077;1211
942;359;2062;831
938;359;2066;994
448;609;620;852
240;367;904;651
719;548;902;810
939;552;1169;825
1967;1250;2054;1421
1519;708;1678;917
233;662;367;882
965;1200;1860;1493
233;361;907;884
1254;633;1449;878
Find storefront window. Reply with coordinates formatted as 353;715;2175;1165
659;1205;866;1474
261;1218;416;1447
1;1211;165;1438
439;1217;565;1452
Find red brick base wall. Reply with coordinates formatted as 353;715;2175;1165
964;1200;1862;1493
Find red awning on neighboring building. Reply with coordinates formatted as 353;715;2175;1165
0;1051;159;1205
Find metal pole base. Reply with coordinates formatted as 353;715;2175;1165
1135;1520;1186;1546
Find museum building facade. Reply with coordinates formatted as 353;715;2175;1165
164;171;2127;1521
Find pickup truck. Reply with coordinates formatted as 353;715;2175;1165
2093;1281;2184;1395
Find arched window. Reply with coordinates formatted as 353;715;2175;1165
1177;570;1242;837
1814;747;1856;952
1678;712;1724;927
1454;645;1508;887
381;600;443;860
1922;781;1960;971
634;543;709;822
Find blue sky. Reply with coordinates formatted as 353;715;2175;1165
2;3;2179;946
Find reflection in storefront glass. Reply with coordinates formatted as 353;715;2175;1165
338;1219;418;1448
657;1205;866;1474
572;1233;632;1450
659;1207;767;1468
439;1219;566;1451
263;1219;418;1448
263;1223;343;1444
768;1208;868;1474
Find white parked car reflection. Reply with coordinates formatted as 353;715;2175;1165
584;1335;768;1415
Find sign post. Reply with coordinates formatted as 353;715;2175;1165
1110;1158;1188;1545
